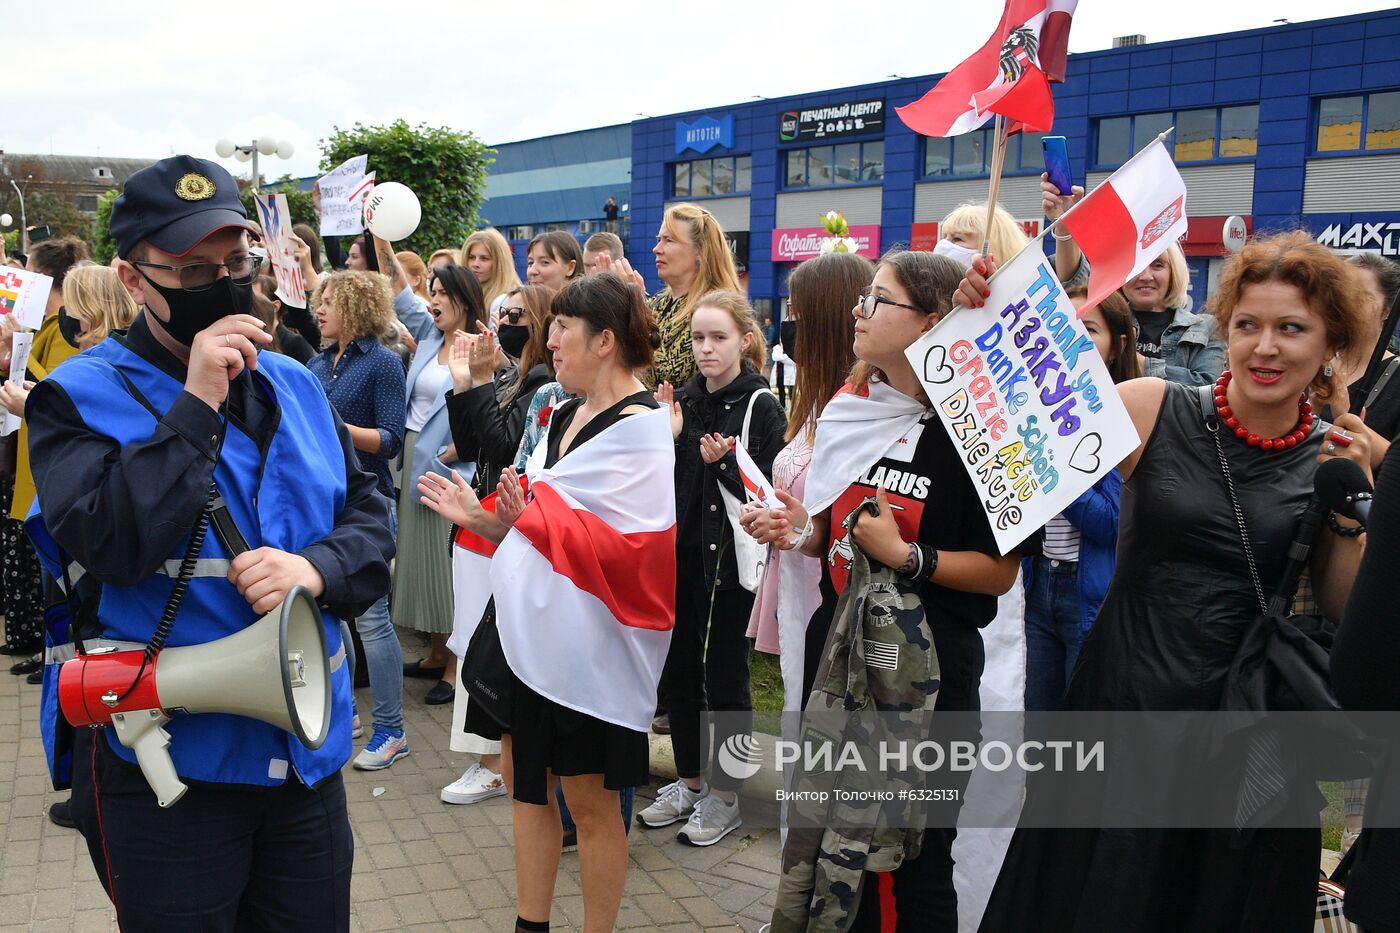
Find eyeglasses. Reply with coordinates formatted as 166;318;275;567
501;306;529;324
855;289;922;320
130;254;263;291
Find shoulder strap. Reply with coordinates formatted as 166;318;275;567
740;389;764;448
1364;356;1400;411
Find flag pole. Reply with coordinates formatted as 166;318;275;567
980;113;1009;258
1037;126;1176;246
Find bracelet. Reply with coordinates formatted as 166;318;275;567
786;518;815;551
920;544;940;581
1050;229;1075;241
1327;511;1366;537
896;542;921;578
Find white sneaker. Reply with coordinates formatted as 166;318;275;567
352;729;409;771
440;763;507;805
677;792;741;847
637;780;706;828
350;714;363;740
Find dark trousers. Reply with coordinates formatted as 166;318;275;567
70;727;353;932
661;552;755;792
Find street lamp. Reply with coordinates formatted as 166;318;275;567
9;175;31;253
214;137;294;191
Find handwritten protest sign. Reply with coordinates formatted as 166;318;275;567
253;192;306;308
904;246;1139;554
2;331;34;436
318;155;372;237
0;268;54;329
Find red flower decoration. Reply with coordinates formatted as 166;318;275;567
538;405;553;427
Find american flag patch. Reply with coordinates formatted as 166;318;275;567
866;642;899;671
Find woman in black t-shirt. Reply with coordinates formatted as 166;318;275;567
745;251;1036;932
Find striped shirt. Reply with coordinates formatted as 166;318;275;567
1041;513;1081;562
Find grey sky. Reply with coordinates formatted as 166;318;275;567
7;1;1396;181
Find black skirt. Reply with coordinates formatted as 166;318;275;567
464;664;649;805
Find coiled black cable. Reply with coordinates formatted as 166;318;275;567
109;484;218;706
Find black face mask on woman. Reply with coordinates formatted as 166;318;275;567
496;323;530;361
57;306;83;349
140;274;253;347
779;320;799;359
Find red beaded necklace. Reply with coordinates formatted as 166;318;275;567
1212;371;1314;451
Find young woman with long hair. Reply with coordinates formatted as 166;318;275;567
463;228;522;316
746;251;871;708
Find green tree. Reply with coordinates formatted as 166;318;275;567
92;188;120;265
319;120;492;257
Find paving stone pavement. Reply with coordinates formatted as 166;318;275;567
0;626;781;932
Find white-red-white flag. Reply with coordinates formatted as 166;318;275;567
491;407;676;732
1058;138;1189;312
896;0;1076;138
447;479;529;659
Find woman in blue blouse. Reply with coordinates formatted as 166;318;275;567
307;271;411;769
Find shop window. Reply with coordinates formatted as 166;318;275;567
1019;132;1046;171
1366;91;1400;151
1318;96;1364;152
673;155;753;198
1095;106;1259;167
923;132;1042;179
924;137;952;176
784;142;882;189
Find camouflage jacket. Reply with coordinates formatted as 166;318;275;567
771;499;939;932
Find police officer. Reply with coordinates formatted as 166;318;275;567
26;156;393;930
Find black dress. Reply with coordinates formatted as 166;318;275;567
980;382;1326;933
464;391;659;805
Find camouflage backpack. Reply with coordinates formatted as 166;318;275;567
770;498;940;933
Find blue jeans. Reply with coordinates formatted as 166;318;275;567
350;503;405;734
1024;557;1085;712
557;783;635;831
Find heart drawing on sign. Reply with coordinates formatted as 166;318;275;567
1068;432;1102;473
922;345;954;385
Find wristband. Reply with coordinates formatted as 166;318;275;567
786;517;815;551
896;542;921;577
920;544;940;581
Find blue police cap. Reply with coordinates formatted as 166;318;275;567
110;156;256;259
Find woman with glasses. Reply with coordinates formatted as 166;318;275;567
438;284;557;806
745;251;1038;932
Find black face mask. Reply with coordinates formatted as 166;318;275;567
141;274;253;347
496;323;530;360
779;321;799;358
57;306;83;349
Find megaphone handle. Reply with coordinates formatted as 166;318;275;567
110;710;188;809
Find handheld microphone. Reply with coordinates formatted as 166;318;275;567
1315;457;1374;526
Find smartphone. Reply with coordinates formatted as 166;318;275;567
1042;136;1073;196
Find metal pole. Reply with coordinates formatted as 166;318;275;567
10;179;27;253
250;146;259;193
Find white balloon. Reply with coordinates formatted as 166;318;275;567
362;182;422;242
215;138;236;159
234;149;252;163
256;137;278;156
0;213;11;227
276;140;295;160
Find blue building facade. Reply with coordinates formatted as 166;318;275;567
483;10;1400;321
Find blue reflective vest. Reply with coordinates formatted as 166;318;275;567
32;338;353;787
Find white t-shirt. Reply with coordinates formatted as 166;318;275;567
406;356;452;433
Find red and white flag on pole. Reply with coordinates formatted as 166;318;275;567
1058;137;1189;311
896;0;1076;137
491;407;676;732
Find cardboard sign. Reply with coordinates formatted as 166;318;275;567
318;155;371;237
253;193;306;308
2;331;34;436
904;246;1139;554
0;268;53;330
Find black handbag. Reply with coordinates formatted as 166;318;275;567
460;596;512;728
1196;387;1373;801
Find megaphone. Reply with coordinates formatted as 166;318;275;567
58;586;331;808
